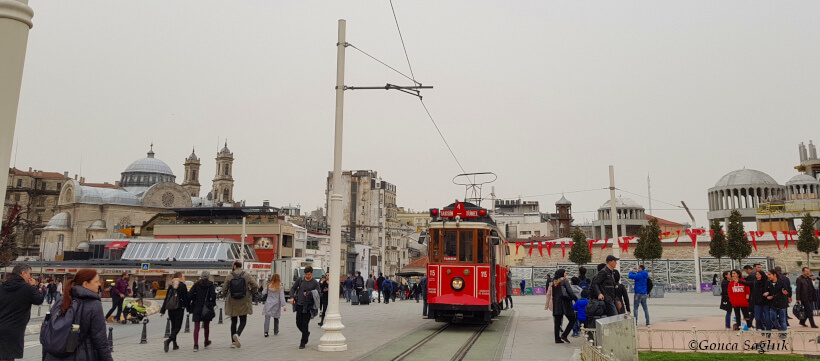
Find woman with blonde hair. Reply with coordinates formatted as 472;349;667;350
262;273;287;337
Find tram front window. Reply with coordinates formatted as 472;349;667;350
459;231;473;262
443;231;457;259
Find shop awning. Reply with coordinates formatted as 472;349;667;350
105;241;130;250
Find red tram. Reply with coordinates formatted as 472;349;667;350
426;201;509;323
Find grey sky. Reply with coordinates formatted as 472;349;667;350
13;1;820;227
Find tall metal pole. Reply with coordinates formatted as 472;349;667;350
609;165;620;272
0;0;34;208
681;201;701;293
240;216;246;266
319;19;348;352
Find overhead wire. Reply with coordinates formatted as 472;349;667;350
347;44;418;84
389;0;419;86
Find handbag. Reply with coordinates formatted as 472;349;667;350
201;303;216;321
794;303;807;321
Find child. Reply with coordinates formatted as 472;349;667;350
570;278;583;337
573;290;590;338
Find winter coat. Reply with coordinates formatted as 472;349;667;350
420;276;428;300
592;266;618;302
320;280;329;304
366;278;375;289
573;298;589;321
744;278;769;306
506;271;513;295
344;278;354;290
382;279;393;292
43;286;113;361
628;270;649;294
355;276;365;290
796;275;817;303
766;279;789;310
0;275;45;359
160;278;189;316
111;278;129;298
187;279;216;323
221;270;259;317
262;287;286;318
550;278;578;316
616;284;631;313
376;276;385;291
728;281;750;308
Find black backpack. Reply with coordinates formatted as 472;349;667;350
229;272;247;299
164;287;180;311
41;300;85;358
646;278;654;294
585;298;605;318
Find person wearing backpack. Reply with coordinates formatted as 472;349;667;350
628;265;650;326
188;271;216;352
222;261;258;349
160;272;189;353
381;277;393;305
42;268;112;361
0;264;45;360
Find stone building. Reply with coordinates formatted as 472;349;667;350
3;168;72;256
591;197;649;239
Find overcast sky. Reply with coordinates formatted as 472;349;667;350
12;1;820;227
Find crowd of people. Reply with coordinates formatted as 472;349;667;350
343;272;424;305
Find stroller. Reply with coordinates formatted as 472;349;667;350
121;297;147;324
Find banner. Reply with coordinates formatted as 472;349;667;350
528;242;534;256
771;232;781;251
674;230;680;245
561;241;566;258
546;242;553;257
601;238;608;250
749;232;758;251
538;241;544;257
588;239;595;254
515;242;522;255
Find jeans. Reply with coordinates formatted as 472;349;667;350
603;300;618;317
423;298;428;316
344;289;352;302
754;305;770;330
193;321;209;346
633;293;649;325
768;307;787;333
263;316;279;334
230;315;247;340
572;319;580;335
295;304;311;346
725;309;732;329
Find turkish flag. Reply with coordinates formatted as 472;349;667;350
561;241;566;258
772;232;781;251
538;242;544;257
601;238;608;250
816;230;820;238
709;230;714;238
686;229;698;247
515;242;522;255
750;232;758;251
588;240;595;254
546;242;553;257
528;242;534;256
622;237;635;253
674;230;680;245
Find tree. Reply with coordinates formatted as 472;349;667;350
797;213;819;265
568;227;591;266
725;210;752;265
634;218;663;278
708;219;728;271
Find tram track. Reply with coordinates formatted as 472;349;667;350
391;323;489;361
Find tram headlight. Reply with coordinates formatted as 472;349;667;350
451;277;465;291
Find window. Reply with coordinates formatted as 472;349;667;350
16;179;21;187
443;231;457;258
40;183;46;190
477;230;485;264
459;231;473;262
192;170;197;180
56;183;62;191
224;164;230;175
14;194;20;202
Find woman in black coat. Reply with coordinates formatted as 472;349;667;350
318;275;329;326
551;269;578;344
160;272;189;352
187;271;216;351
44;269;113;361
719;271;732;329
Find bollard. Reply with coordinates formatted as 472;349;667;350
164;318;171;338
38;305;41;317
218;307;223;324
140;318;148;344
108;327;113;352
184;314;190;333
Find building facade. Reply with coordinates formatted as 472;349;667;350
3;168;73;256
591;197;649;239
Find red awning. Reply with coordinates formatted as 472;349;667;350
105;241;130;250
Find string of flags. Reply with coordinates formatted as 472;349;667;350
513;229;820;258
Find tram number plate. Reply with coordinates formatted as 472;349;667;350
444;256;457;261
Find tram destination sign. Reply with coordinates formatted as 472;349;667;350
439;203;483;218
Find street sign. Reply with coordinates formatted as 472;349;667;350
141;263;149;271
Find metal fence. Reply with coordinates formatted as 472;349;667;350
637;328;820;354
581;337;620;361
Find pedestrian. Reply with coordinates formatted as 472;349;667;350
412;282;420;303
614;275;630;315
628;265;650;326
391;279;399;302
382;277;393;305
290;266;321;349
568;277;583;337
504;266;513;310
728;269;751;330
578;266;589;290
376;273;385;303
318;274;329;326
573;290;590;335
366;274;376;302
549;269;578;344
160;272;189;353
0;264;45;360
151;281;159;298
262;273;286;338
136;277;146;298
55;279;63;304
591;256;620;317
765;269;789;337
343;275;353;303
719;271;732;330
420;275;428;316
42;268;113;361
222;261;258;349
520;278;526;296
187;270;216;352
131;277;139;298
354;271;365;301
796;267;818;328
104;273;130;323
745;270;770;331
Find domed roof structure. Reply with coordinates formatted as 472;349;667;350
599;197;643;209
120;145;176;187
87;220;107;230
713;169;778;188
556;195;572;205
786;174;820;186
44;212;72;230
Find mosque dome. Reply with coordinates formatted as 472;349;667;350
713;169;778;188
599;197;643;210
120;146;176;187
786;174;820;186
44;212;72;230
555;195;572;205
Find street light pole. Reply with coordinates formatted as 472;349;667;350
319;19;348;352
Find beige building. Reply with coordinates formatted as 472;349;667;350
3;168;73;256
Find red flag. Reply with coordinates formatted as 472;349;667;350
515;242;522;255
588;240;595;254
816;230;820;238
782;231;790;248
709;230;714;238
546;242;553;257
622;236;635;253
528;242;534;256
561;241;566;258
788;230;798;248
601;238;608;250
674;230;681;245
686;229;698;247
538;241;544;257
750;232;758;251
772;232;781;251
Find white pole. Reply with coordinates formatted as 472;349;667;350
0;0;34;207
609;165;620;272
241;216;246;266
319;19;347;352
693;218;701;294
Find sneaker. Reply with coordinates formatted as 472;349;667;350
193;346;199;352
232;334;241;348
264;332;269;338
204;340;211;348
299;344;306;349
231;342;237;349
164;339;171;353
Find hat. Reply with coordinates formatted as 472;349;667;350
606;255;619;263
201;270;211;280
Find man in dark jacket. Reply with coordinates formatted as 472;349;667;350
382;277;393;305
376;274;385;303
354;271;365;300
420;275;428;315
0;264;45;360
796;267;818;328
290;266;320;349
343;276;354;303
591;256;619;317
743;265;758;327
